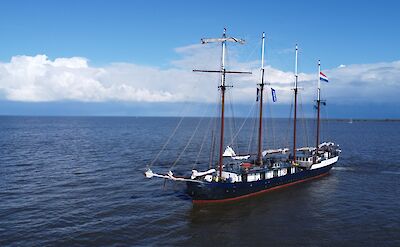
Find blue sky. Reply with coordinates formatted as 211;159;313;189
0;0;399;118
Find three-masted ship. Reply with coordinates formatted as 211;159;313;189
145;29;341;203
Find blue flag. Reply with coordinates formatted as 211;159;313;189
256;88;259;101
271;88;277;102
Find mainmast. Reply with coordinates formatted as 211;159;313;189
293;44;299;163
315;60;321;163
193;28;251;179
256;32;266;165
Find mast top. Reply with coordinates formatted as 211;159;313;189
194;29;251;75
201;37;245;44
261;32;265;70
201;28;245;45
295;44;298;77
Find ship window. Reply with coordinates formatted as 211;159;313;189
242;174;247;182
287;168;291;174
260;172;265;180
273;170;278;177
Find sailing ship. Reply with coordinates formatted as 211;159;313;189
145;29;341;203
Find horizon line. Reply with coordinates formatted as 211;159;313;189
0;115;399;121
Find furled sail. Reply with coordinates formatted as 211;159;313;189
223;146;250;160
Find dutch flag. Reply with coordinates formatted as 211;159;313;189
320;72;329;82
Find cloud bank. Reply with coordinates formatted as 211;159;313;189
0;44;399;105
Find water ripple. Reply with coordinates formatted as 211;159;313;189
0;117;399;246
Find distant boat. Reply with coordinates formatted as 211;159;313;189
349;119;353;124
145;29;341;203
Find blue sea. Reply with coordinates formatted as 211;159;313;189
0;116;399;246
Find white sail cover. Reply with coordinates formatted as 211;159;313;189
191;169;216;179
223;146;236;157
223;146;250;160
262;148;289;156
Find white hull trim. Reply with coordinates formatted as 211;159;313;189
310;156;339;170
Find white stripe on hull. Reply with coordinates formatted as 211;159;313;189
310;156;339;170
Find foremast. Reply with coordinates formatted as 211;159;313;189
193;28;251;179
256;32;266;165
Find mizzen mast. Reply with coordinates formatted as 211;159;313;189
193;28;251;179
256;32;267;165
315;60;322;163
293;44;299;163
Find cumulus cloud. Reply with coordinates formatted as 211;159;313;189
0;55;181;102
324;61;400;104
0;45;399;105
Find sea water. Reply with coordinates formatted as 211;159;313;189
0;117;399;246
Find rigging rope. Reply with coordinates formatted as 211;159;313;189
247;102;259;154
284;95;294;149
298;92;310;147
146;63;210;170
192;114;215;170
322;105;330;142
209;129;216;169
312;103;317;146
170;106;209;170
227;88;241;152
207;92;219;169
265;87;277;149
147;105;190;169
227;100;257;149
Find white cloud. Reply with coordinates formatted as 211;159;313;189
0;46;399;105
325;61;400;104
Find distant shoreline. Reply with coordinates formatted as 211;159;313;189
0;115;399;122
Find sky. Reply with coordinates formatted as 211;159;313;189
0;0;399;118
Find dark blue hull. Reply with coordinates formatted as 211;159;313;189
186;164;333;203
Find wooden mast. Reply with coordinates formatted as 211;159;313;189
293;44;299;163
219;29;227;179
315;60;321;163
193;28;251;180
257;32;266;165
